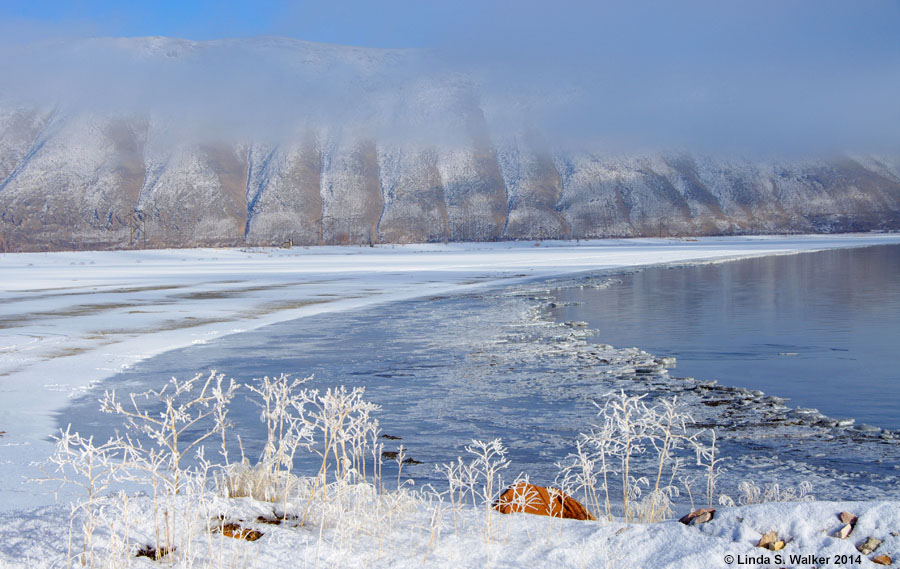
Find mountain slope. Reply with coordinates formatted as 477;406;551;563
0;37;898;251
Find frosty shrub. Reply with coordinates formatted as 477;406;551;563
223;374;315;503
438;438;510;540
40;371;409;567
718;480;816;506
556;390;716;523
287;384;383;527
36;371;238;567
39;427;128;568
99;371;238;564
697;430;727;508
296;385;382;488
217;376;386;503
556;417;618;521
99;371;239;494
39;369;813;569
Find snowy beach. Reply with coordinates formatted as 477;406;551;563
3;497;899;568
2;234;900;568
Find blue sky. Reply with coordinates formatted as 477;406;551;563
2;0;897;55
1;1;452;46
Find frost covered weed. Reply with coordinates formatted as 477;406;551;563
99;371;238;495
42;371;422;567
220;376;412;560
42;371;810;568
697;431;727;508
438;438;510;540
237;374;315;502
718;480;816;506
39;428;127;567
556;390;718;523
219;375;387;528
95;371;237;564
421;490;446;562
296;385;382;489
218;460;302;504
466;439;510;540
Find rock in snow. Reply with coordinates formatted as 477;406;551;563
678;508;715;526
493;482;595;521
757;530;786;551
834;523;853;539
859;536;883;555
4;498;900;568
840;510;859;525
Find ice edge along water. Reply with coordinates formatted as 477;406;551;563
2;233;900;512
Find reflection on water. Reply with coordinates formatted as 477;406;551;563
550;244;900;430
57;244;900;502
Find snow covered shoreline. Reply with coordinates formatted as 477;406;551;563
3;234;900;568
3;234;900;512
2;483;898;567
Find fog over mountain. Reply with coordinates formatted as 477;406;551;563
0;34;899;251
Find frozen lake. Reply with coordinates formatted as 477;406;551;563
59;243;900;505
9;234;900;510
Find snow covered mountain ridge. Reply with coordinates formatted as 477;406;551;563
0;36;899;251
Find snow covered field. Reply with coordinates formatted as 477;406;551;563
2;234;900;568
3;495;898;568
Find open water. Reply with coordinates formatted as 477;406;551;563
549;244;900;431
59;243;900;502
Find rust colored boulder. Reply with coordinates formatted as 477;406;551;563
493;482;596;521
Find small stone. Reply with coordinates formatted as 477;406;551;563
216;521;263;541
679;508;715;525
858;537;882;555
839;511;858;525
872;554;892;566
758;531;778;549
834;523;853;539
756;531;787;551
693;511;713;525
136;545;175;560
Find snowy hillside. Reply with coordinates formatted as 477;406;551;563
0;37;899;252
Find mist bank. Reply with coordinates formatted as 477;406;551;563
1;37;899;251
